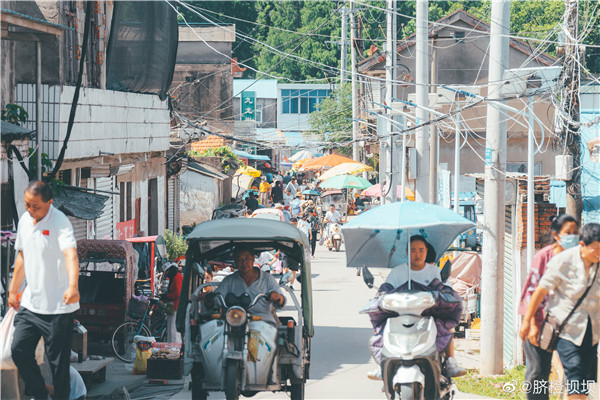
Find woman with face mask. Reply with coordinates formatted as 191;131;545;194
517;214;579;400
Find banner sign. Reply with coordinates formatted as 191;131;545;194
116;219;136;240
241;91;256;121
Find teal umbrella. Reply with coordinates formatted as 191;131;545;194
320;174;373;190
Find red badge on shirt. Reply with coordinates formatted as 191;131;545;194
42;230;50;236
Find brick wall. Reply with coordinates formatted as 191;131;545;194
516;177;558;250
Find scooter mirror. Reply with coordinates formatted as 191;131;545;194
362;266;374;288
279;271;293;286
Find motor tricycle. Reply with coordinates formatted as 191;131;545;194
176;218;313;400
77;239;137;338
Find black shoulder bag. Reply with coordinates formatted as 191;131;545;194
538;263;599;352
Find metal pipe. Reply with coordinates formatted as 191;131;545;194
453;100;461;216
36;40;42;181
527;96;535;274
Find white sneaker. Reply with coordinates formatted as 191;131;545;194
446;357;467;377
367;367;382;381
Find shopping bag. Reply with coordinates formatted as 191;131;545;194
133;335;155;375
1;308;46;370
0;308;17;369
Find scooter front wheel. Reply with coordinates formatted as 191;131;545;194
396;382;423;400
290;382;305;400
225;360;241;400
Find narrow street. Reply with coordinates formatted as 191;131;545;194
165;244;491;400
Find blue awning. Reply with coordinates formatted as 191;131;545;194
233;150;270;161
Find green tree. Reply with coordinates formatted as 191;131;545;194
309;83;352;153
164;229;188;261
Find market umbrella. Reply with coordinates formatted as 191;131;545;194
362;183;415;201
320;174;373;190
300;154;360;171
235;165;261;178
317;162;374;181
341;201;475;269
289;150;315;162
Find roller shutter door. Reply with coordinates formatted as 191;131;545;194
167;177;180;233
95;177;115;239
68;216;87;241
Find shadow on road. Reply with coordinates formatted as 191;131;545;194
308;325;374;380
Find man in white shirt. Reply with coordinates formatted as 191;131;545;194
285;178;298;197
9;181;80;400
323;204;342;245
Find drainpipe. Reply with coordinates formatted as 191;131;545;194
36;40;42;180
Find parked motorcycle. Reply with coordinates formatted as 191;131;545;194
360;267;455;400
326;222;343;252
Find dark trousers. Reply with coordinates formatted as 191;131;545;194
523;339;553;400
310;231;318;256
11;307;75;400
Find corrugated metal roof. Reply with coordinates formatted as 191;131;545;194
1;120;34;139
233;79;278;99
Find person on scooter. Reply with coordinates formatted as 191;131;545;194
367;235;466;380
323;204;342;246
212;245;285;327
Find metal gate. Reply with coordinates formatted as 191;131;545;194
167;177;180;233
503;204;515;367
95;177;115;239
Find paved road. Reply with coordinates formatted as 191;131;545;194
167;244;493;400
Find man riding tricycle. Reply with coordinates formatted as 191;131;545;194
176;218;313;400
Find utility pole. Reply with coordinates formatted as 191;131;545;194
350;1;360;162
481;0;511;376
429;37;438;204
340;6;348;84
385;0;397;202
561;0;582;221
415;0;430;202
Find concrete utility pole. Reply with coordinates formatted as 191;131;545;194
385;0;398;202
340;6;348;84
561;0;582;221
415;0;430;202
481;0;511;376
429;37;438;204
350;1;360;162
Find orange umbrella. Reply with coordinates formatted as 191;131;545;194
300;154;361;171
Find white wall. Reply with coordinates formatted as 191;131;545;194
277;83;333;132
16;84;170;160
179;170;216;226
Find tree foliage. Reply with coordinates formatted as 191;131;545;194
164;229;188;261
309;83;352;154
178;1;599;81
187;145;242;173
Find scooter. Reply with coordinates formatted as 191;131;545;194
326;222;343;252
186;273;306;400
360;268;455;400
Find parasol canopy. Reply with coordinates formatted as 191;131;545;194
317;162;373;181
320;174;373;190
342;201;475;269
362;183;415;201
235;165;261;178
300;154;360;171
289;150;315;162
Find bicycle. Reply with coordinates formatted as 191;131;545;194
111;298;168;363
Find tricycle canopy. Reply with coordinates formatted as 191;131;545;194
178;218;313;336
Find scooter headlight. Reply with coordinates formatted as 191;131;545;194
226;306;247;327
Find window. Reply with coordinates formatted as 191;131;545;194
281;88;331;114
255;104;263;123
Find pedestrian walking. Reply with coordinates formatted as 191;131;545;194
297;214;312;242
8;180;80;400
259;176;271;206
308;210;320;257
517;214;579;400
271;180;284;204
285;178;298;197
161;263;183;343
520;223;600;400
283;189;293;206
